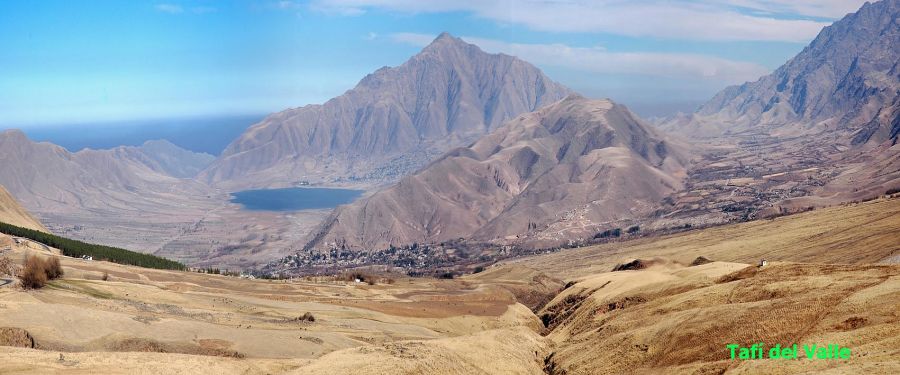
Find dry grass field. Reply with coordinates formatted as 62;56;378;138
506;197;900;280
0;198;898;374
539;261;900;374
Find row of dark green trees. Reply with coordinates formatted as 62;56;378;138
0;221;185;270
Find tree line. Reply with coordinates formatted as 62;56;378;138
0;221;186;270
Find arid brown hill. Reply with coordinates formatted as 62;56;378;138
0;184;47;232
661;0;900;146
305;95;688;251
200;32;572;189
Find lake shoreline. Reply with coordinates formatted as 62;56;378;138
230;187;364;212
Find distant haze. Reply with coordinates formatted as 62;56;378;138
616;100;705;119
18;114;263;155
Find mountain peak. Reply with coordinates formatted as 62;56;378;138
435;31;453;40
0;129;29;143
1;128;26;137
432;31;460;43
204;29;572;188
422;32;470;52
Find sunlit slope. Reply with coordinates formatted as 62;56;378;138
538;261;900;374
507;197;900;280
0;184;47;232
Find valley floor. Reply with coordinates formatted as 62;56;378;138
0;198;898;374
37;190;333;270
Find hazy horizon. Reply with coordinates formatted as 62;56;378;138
16;113;265;155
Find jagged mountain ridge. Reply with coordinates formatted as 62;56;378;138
660;0;900;145
304;95;689;251
200;32;572;189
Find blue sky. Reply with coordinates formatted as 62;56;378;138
0;0;866;126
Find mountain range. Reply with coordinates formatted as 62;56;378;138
200;33;572;189
302;1;900;253
305;95;688;251
660;0;899;146
1;0;898;268
0;130;213;213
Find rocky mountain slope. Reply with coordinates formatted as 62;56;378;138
660;0;899;146
0;130;212;212
304;95;688;251
0;184;47;232
200;32;571;189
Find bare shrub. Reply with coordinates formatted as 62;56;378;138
18;255;64;289
19;256;48;289
45;257;63;279
299;312;316;322
101;272;109;281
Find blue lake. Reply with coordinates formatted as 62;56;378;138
230;187;364;211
